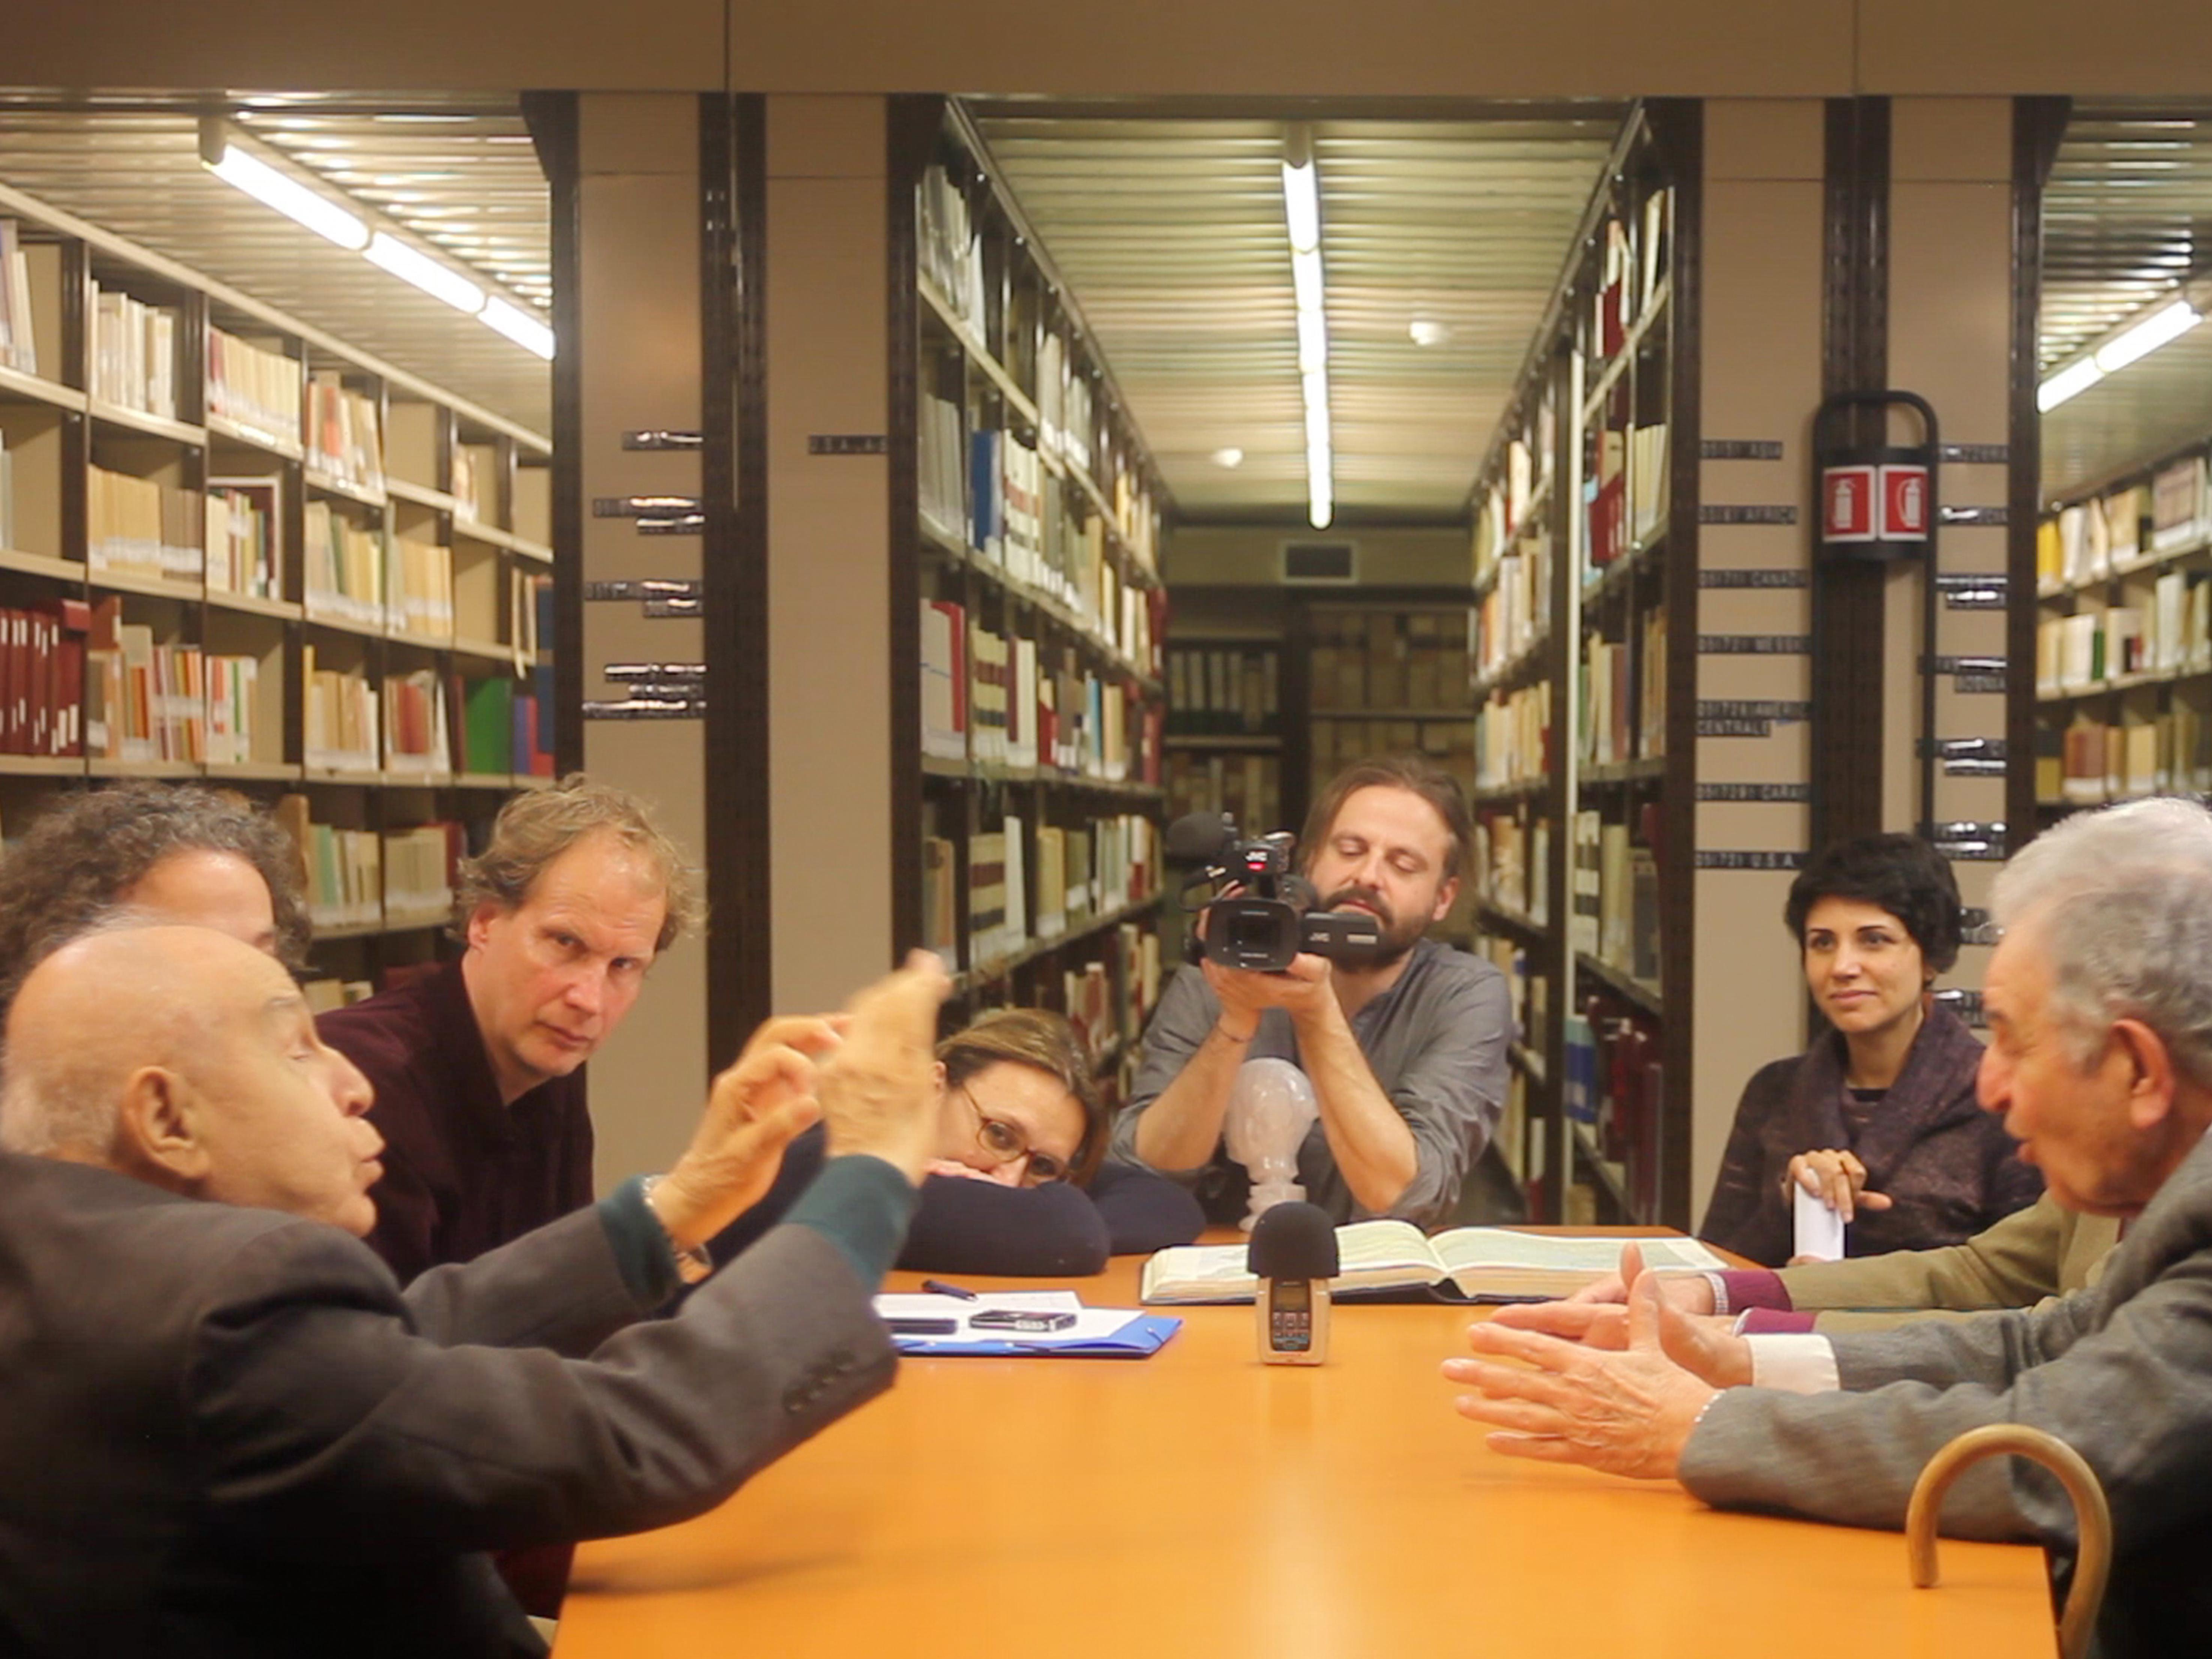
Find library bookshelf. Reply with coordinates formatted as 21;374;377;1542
891;100;1170;1102
2032;448;2212;818
1465;107;1699;1228
0;178;555;990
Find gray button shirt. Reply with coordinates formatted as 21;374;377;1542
1111;938;1512;1227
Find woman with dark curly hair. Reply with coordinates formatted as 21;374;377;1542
0;783;310;1018
1698;831;2041;1268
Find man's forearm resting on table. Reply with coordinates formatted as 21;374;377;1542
1132;1018;1257;1172
1292;1000;1419;1214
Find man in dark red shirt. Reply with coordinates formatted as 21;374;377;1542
320;777;700;1283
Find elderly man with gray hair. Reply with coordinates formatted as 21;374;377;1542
1442;796;2212;1658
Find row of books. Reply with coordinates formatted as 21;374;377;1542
2036;578;2212;691
303;651;380;771
921;810;1161;970
1475;805;1549;923
301;649;552;777
1312;715;1475;782
1165;646;1279;736
922;405;1159;669
1579;610;1668;767
1165;749;1281;837
390;535;457;641
918;600;1161;783
207;483;279;598
1583;423;1669;576
88;466;202;584
305;500;386;624
0;603;84;757
1584;186;1672;366
2040;709;2212;806
1477;932;1545;1065
87;633;262;766
207;327;305;450
1476;682;1550;790
1569;806;1661;984
382;822;464;916
917;161;988;339
2041;459;2209;591
1477;533;1549;676
307;375;386;495
1474;397;1558;580
1313;609;1474;712
0;433;13;551
1564;998;1665;1220
91;288;179;422
0;221;40;375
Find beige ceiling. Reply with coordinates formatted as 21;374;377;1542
0;94;549;435
2041;103;2212;501
975;109;1620;523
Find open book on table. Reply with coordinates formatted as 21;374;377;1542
1139;1221;1725;1305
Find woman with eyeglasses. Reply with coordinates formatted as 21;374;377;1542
710;1008;1204;1275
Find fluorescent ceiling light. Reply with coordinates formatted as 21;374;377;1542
364;232;484;315
1297;308;1329;374
206;142;368;251
2037;357;2104;413
2093;298;2201;372
1290;249;1324;316
2037;291;2207;411
480;297;555;359
1281;160;1321;255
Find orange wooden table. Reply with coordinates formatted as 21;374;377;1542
555;1250;2054;1659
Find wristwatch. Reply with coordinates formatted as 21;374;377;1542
639;1175;716;1285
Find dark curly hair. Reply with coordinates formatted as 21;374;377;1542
1784;832;1962;974
0;783;311;1018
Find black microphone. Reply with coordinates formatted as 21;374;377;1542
1246;1201;1337;1366
1165;811;1235;865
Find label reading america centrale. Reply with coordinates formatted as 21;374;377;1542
1695;850;1807;870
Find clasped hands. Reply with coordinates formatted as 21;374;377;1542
1438;1244;1752;1480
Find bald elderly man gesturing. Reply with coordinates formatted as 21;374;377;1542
0;924;950;1659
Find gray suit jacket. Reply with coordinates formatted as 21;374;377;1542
1681;1130;2212;1656
0;1150;895;1659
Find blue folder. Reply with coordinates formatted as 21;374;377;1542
891;1312;1182;1359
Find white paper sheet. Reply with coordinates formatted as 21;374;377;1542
1792;1185;1846;1262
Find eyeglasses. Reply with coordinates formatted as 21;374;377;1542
958;1086;1072;1186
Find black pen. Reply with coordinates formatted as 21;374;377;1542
920;1278;979;1300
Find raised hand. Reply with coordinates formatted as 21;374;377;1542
818;951;952;1183
649;1014;844;1250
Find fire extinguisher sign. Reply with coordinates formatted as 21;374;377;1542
1880;464;1929;538
1822;464;1876;543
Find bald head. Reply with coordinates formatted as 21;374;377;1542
0;923;383;1235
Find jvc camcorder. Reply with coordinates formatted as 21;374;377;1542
1166;812;1384;974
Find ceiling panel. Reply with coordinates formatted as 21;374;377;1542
0;94;548;435
2041;103;2212;500
977;108;1618;523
